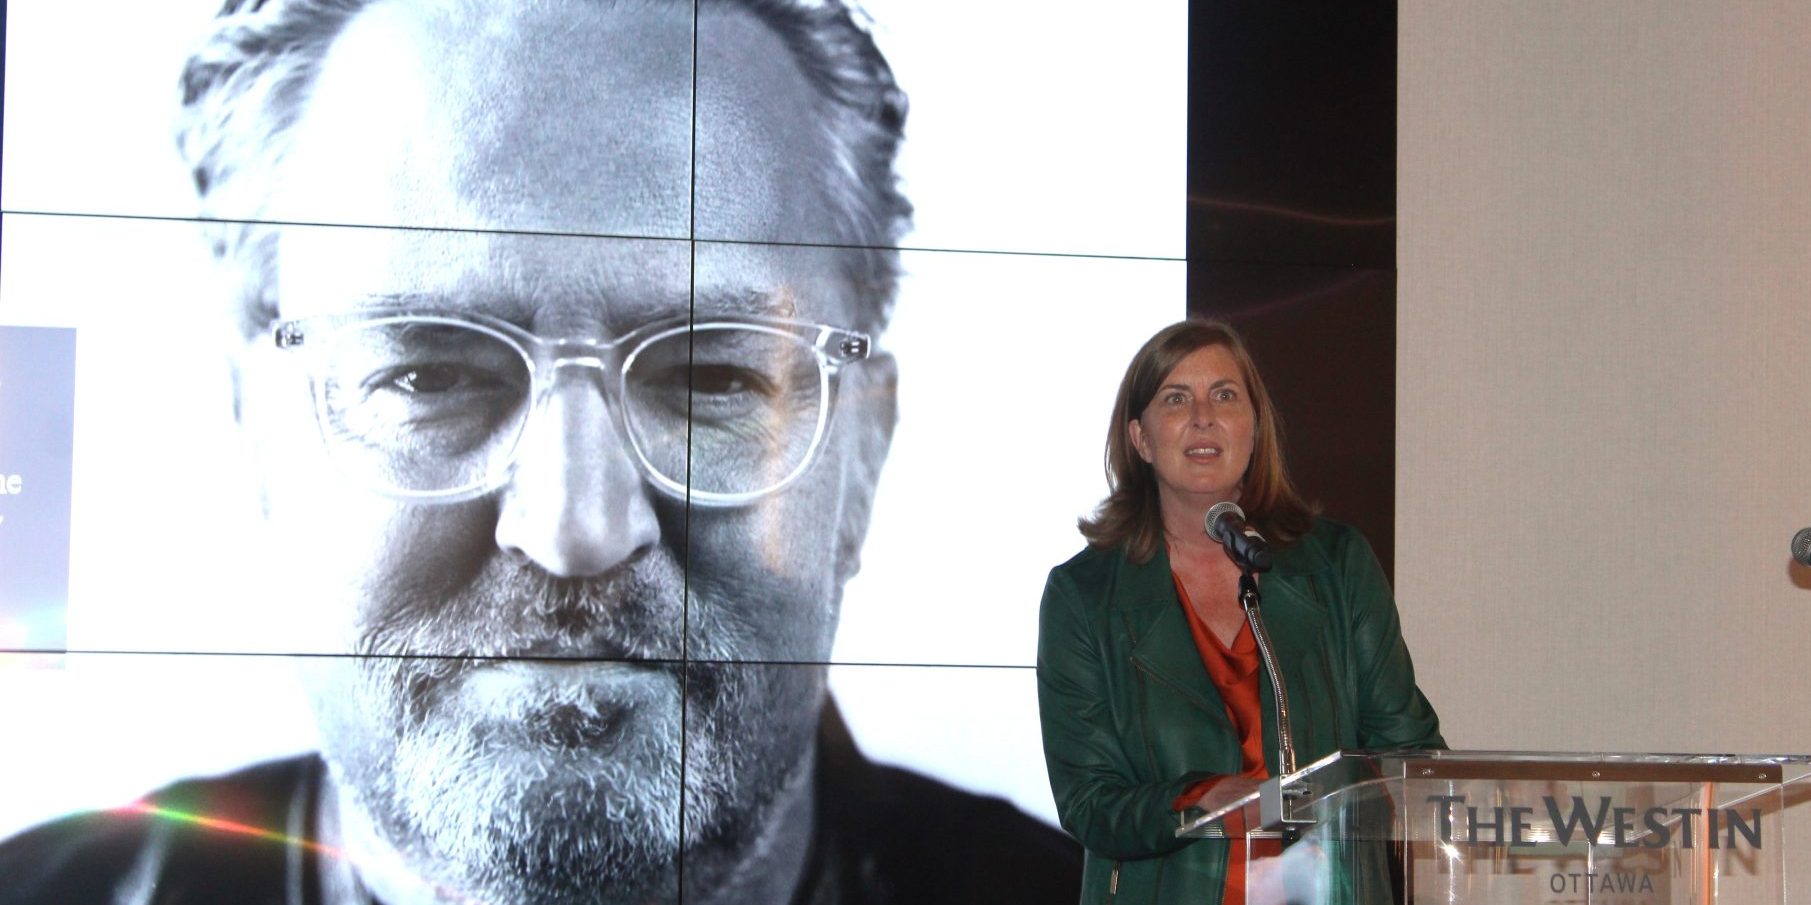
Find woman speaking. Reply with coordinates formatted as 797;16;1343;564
1036;320;1443;905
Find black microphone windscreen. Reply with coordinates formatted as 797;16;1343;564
1793;528;1811;567
1205;501;1244;543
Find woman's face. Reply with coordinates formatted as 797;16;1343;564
1128;343;1256;512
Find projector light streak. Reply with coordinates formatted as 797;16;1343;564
115;801;347;859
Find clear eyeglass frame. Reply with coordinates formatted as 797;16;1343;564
271;309;873;507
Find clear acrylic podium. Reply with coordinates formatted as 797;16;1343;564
1177;750;1811;904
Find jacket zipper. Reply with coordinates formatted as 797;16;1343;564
1108;862;1120;903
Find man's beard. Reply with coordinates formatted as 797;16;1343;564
310;550;828;905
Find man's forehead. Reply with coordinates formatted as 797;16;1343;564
259;0;869;333
273;227;863;333
264;0;841;240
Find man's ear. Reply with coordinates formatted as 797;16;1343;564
833;351;898;586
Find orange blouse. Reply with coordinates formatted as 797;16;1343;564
1170;572;1270;905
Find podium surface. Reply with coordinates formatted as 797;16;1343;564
1179;750;1811;904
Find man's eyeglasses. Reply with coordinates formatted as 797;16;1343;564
272;311;872;506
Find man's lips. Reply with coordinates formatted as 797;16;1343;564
501;635;643;663
442;659;676;751
424;632;678;702
441;621;675;665
469;656;671;682
451;658;677;720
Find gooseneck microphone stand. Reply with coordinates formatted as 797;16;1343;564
1235;560;1311;840
1238;569;1295;779
1197;501;1313;840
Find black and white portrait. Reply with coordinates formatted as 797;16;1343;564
0;1;1183;902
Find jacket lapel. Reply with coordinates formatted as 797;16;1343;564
1118;548;1232;729
1115;538;1340;753
1252;540;1333;663
1241;539;1336;774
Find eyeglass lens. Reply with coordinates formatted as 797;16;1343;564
310;320;829;498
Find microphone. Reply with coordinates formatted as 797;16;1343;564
1205;501;1273;573
1794;528;1811;568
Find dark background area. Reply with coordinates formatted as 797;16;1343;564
1186;0;1398;575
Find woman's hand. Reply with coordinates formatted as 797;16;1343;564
1186;775;1262;816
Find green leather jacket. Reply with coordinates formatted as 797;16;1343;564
1036;518;1443;905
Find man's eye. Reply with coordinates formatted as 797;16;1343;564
360;362;519;402
388;364;475;394
692;364;777;399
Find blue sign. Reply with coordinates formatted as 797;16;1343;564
0;326;77;653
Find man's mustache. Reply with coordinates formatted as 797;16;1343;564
354;548;689;667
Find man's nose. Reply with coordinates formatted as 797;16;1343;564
493;370;660;578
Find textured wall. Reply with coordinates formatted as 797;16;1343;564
1399;1;1811;754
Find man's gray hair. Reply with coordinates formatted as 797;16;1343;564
175;0;912;340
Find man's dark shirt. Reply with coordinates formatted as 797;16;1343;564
0;708;1081;904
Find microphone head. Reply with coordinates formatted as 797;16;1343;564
1204;501;1244;543
1793;528;1811;568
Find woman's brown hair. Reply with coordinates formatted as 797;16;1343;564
1078;319;1316;563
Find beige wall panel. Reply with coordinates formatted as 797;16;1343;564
1399;2;1811;754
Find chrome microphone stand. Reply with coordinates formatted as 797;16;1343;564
1235;562;1312;837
